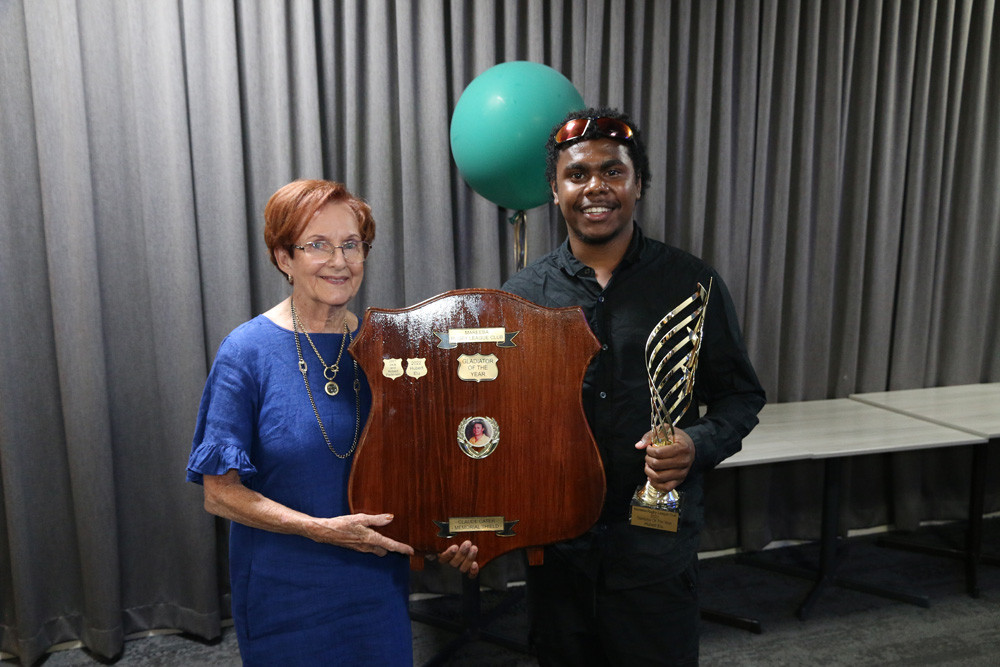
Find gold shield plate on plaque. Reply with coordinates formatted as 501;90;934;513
405;358;427;378
457;353;499;382
382;358;404;379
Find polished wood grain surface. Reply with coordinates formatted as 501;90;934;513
348;289;605;568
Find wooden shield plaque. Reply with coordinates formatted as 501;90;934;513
347;289;605;569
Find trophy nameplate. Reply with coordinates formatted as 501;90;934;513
348;289;605;569
628;505;680;532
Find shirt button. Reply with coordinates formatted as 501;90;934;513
599;391;607;399
602;344;608;351
598;296;605;303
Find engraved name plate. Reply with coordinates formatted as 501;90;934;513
382;358;404;379
405;358;427;378
457;353;499;382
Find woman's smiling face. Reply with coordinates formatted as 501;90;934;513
277;202;365;310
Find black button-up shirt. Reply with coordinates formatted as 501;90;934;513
502;223;765;586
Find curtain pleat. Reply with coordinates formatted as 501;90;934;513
1;1;998;661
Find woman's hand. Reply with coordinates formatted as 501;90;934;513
202;472;413;557
435;540;480;578
308;513;414;557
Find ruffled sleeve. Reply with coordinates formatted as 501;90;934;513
186;332;260;484
186;441;256;484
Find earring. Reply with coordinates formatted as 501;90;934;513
286;273;294;285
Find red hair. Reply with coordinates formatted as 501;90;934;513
263;179;375;275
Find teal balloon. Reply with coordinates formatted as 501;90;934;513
450;61;585;211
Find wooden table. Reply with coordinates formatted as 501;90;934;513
850;383;1000;597
725;399;985;618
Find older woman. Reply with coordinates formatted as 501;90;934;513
187;180;476;665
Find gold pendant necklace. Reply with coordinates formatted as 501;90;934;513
290;299;361;459
291;299;349;396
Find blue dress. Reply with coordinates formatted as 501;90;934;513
186;315;412;666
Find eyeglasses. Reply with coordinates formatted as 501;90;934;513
292;240;371;264
554;117;635;145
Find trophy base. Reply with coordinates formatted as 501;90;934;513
628;485;681;532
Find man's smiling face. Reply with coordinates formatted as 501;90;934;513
551;137;642;246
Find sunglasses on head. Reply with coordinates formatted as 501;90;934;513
554;116;635;145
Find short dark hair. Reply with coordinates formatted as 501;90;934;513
545;107;651;188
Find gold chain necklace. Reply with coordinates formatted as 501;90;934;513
291;300;349;396
290;299;361;459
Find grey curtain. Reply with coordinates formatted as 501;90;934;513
1;0;997;662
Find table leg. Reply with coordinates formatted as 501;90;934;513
797;458;842;619
965;440;990;597
410;577;530;666
798;458;930;619
700;608;763;634
875;437;997;598
739;456;930;619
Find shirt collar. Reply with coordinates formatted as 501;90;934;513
556;222;646;277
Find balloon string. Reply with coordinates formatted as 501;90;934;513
509;210;527;271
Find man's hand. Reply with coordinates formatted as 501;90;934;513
434;539;480;578
634;427;695;492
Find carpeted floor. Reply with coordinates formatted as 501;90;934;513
408;528;1000;666
10;522;1000;666
696;536;1000;667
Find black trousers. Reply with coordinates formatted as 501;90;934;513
526;551;700;666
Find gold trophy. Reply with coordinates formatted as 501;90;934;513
629;280;712;532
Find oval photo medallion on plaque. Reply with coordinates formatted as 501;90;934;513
457;415;499;459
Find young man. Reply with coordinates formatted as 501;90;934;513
502;108;766;665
